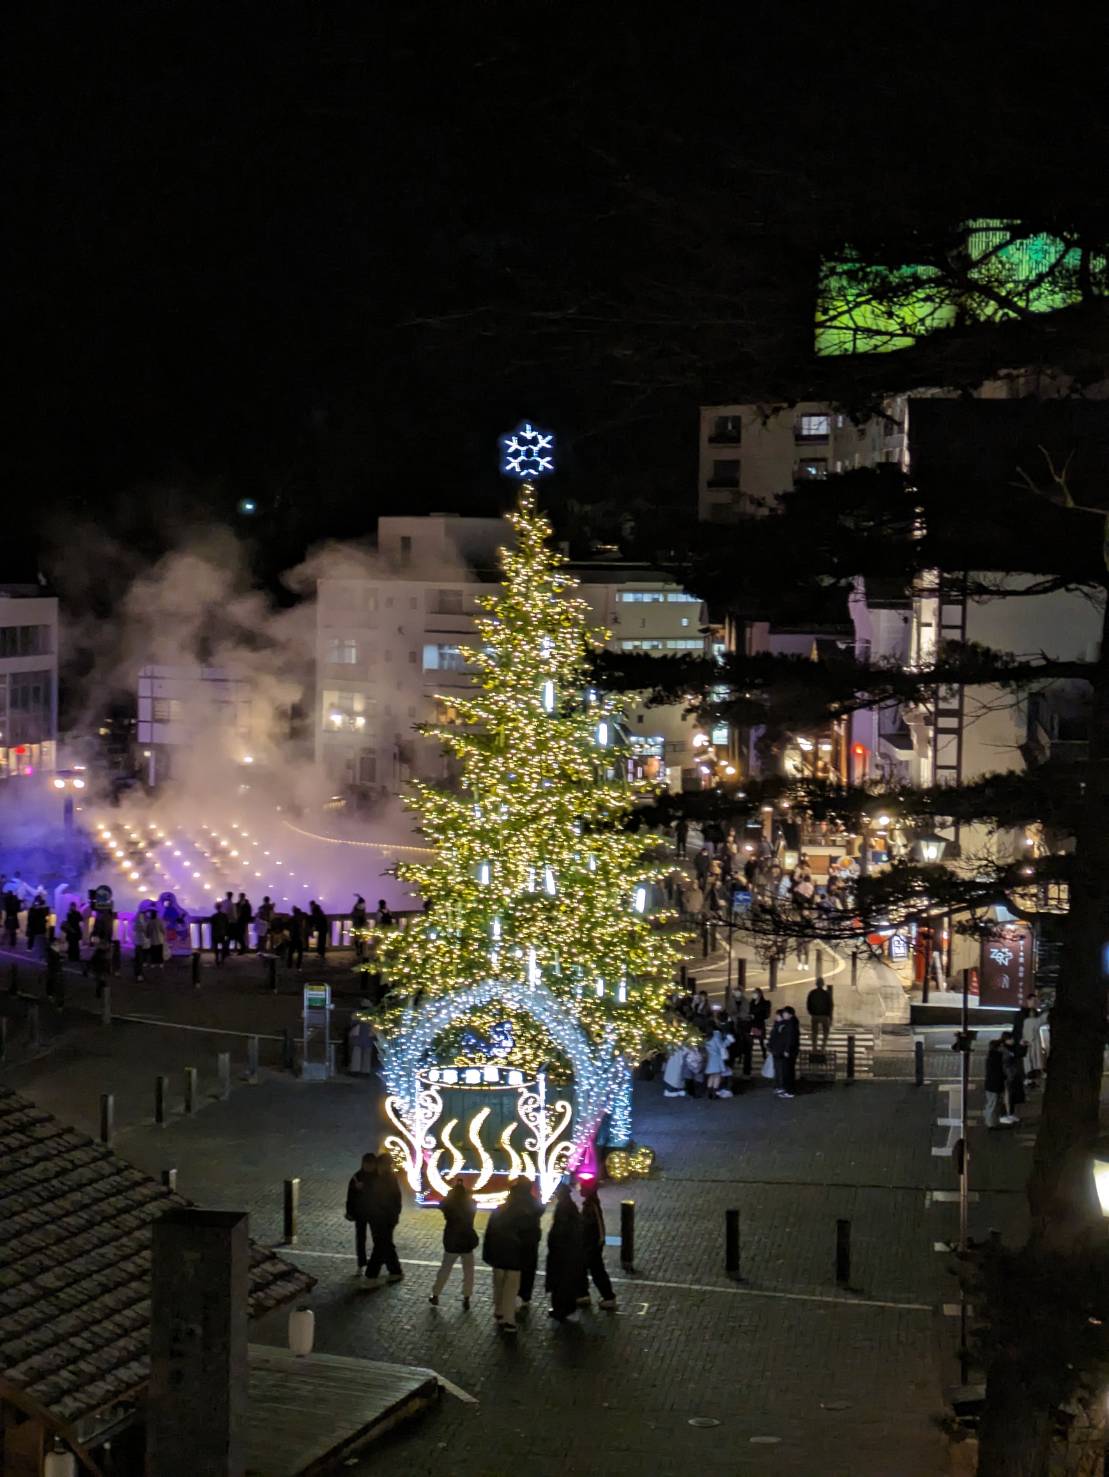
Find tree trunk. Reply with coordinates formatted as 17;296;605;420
977;590;1109;1477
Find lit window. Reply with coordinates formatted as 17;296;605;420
617;591;666;604
796;413;831;441
709;414;742;443
795;459;828;480
325;638;358;664
422;643;467;672
665;592;701;603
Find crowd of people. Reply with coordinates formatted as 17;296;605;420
345;1153;617;1333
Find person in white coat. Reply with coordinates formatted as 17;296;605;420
662;1046;687;1098
705;1020;734;1099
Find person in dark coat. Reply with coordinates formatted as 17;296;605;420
3;890;20;948
482;1184;535;1332
45;940;65;1006
579;1180;617;1309
363;1155;404;1283
749;988;771;1062
210;904;230;966
1000;1031;1026;1125
62;903;84;963
286;907;305;970
428;1179;479;1308
768;1006;801;1098
345;1152;379;1272
546;1183;586;1322
25;895;48;954
309;901;328;958
509;1179;543;1311
235;893;253;954
983;1037;1007;1129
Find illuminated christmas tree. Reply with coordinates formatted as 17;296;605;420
375;437;684;1197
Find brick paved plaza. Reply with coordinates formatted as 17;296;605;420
3;973;1042;1477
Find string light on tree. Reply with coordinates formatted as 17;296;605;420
373;446;686;1191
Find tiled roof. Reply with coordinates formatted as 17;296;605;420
0;1086;314;1431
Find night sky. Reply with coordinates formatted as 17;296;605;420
8;6;1107;580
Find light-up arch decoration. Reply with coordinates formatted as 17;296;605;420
381;978;627;1203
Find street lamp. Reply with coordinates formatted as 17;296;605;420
917;831;948;864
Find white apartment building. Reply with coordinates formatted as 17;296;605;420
315;515;708;795
0;588;58;779
137;665;255;784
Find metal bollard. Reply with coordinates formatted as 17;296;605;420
184;1067;198;1115
815;947;824;979
161;1167;177;1192
725;1208;742;1280
246;1034;260;1084
851;951;859;990
846;1034;856;1080
736;957;747;993
282;1028;295;1072
111;940;121;976
835;1218;851;1286
191;951;201;989
217;1051;231;1100
328;1043;338;1078
155;1075;169;1126
620;1199;636;1272
27;1002;40;1046
284;1177;300;1245
99;1093;114;1146
914;1039;925;1086
267;955;277;994
101;985;112;1026
768;955;779;993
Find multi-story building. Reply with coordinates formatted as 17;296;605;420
136;665;256;785
0;586;58;780
315;515;709;796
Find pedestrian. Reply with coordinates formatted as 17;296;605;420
376;898;395;928
578;1180;617;1310
2;889;19;948
768;1006;800;1098
694;845;712;888
351;895;368;962
345;1152;383;1274
546;1183;586;1322
147;907;166;970
482;1179;534;1333
255;895;274;953
363;1154;405;1285
662;1045;688;1098
286;907;305;970
983;1037;1007;1129
1000;1031;1025;1126
26;894;48;955
131;906;150;982
62;902;83;963
806;975;833;1054
235;893;253;954
210;902;229;966
511;1178;544;1312
428;1178;478;1309
750;987;771;1062
309;900;328;958
674;815;689;859
705;1017;734;1099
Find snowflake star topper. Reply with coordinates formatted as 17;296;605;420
498;421;556;480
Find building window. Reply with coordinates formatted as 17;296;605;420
6;668;52;744
709;414;742;444
0;625;52;657
795;459;828;480
422;643;467;672
435;589;463;614
356;750;377;785
665;592;700;604
325;638;358;665
617;592;666;604
795;413;831;442
152;698;183;723
708;459;740;488
620;639;665;651
664;638;704;650
322;690;371;732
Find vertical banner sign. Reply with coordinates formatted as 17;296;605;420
979;922;1033;1007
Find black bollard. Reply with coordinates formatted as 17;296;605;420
282;1028;295;1072
768;955;778;992
736;957;747;993
815;947;824;979
835;1218;851;1286
246;1034;260;1084
26;1001;40;1047
8;963;18;995
620;1199;636;1272
217;1051;231;1101
850;950;859;990
184;1067;197;1115
99;1093;114;1146
914;1039;925;1086
111;939;122;976
161;1167;177;1192
101;984;112;1026
725;1208;742;1280
284;1177;300;1245
191;951;201;989
267;955;277;994
155;1075;169;1126
846;1034;856;1080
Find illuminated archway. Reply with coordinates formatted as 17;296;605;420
381;978;627;1202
